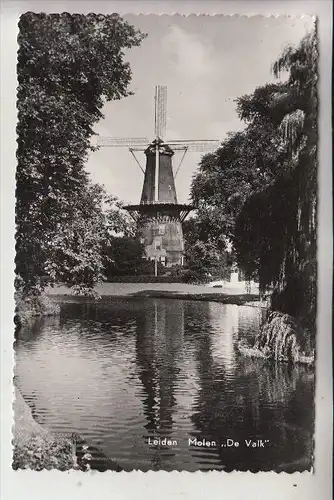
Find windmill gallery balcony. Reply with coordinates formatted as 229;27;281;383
124;202;195;223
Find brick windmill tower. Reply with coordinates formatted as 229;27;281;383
97;86;220;273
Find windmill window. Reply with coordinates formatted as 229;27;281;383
155;238;162;251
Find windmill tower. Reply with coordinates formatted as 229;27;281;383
97;85;220;272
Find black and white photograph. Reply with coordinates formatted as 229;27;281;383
5;6;324;476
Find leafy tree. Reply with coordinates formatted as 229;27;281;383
104;236;145;278
190;31;317;330
191;116;287;242
183;217;232;279
104;196;138;238
43;189;135;294
189;83;292;277
16;13;145;296
234;32;317;329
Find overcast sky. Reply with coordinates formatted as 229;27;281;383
86;14;314;205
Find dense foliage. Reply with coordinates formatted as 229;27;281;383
16;13;145;295
235;32;317;329
183;217;232;280
104;236;145;278
191;96;289;240
190;32;317;329
189;82;296;279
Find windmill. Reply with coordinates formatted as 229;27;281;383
97;85;221;274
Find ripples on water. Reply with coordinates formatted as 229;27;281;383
15;298;314;472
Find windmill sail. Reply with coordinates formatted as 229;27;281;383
96;136;149;147
168;140;221;152
154;85;167;202
154;85;167;140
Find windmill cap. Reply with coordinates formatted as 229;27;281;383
145;139;174;155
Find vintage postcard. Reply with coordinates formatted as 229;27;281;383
0;1;332;499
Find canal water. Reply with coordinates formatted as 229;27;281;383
14;298;314;472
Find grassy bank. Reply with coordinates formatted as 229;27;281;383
13;388;78;470
13;388;122;471
47;281;261;303
128;289;260;305
15;291;60;329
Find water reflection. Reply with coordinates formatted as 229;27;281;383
209;303;239;376
15;298;314;472
135;300;184;433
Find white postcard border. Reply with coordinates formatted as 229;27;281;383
1;1;332;499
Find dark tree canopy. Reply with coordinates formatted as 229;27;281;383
190;32;317;330
182;217;232;280
104;236;145;278
191;116;288;242
235;33;317;329
16;13;145;295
